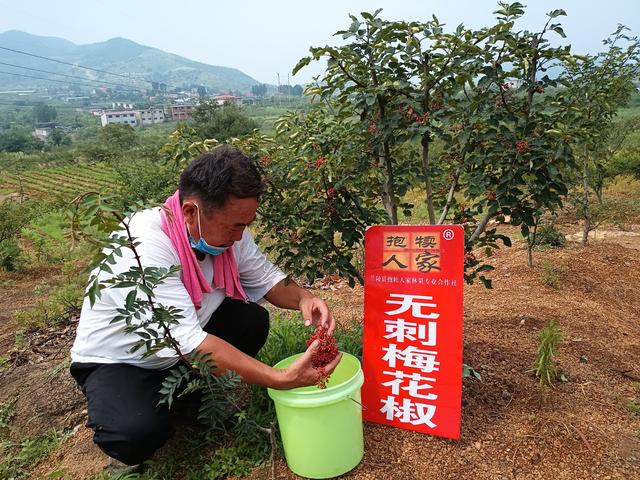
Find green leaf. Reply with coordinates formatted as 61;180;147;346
125;290;137;309
462;363;482;381
138;283;154;298
479;276;493;289
548;9;567;18
292;56;311;75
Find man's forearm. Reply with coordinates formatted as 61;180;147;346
263;279;313;310
194;333;291;389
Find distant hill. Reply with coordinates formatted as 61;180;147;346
0;30;259;93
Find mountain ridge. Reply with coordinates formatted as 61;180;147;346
0;30;259;93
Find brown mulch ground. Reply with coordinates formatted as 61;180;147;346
1;235;639;479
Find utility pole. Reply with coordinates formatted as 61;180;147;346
276;73;281;107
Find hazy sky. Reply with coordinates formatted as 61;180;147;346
1;1;638;84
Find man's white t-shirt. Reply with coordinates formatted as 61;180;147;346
70;207;286;370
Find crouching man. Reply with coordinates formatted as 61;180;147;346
70;145;341;467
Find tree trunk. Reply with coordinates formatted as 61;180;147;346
379;147;398;225
595;183;604;205
421;135;436;224
527;218;539;268
582;154;591;245
438;167;461;224
469;211;494;243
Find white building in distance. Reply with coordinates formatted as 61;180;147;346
138;108;165;125
100;111;138;127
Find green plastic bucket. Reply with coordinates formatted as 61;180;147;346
267;352;365;479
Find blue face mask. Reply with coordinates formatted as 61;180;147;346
187;204;229;256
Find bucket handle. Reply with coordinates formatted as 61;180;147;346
348;397;367;410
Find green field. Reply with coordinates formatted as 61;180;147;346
1;163;118;200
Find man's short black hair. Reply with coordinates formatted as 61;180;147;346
179;145;264;211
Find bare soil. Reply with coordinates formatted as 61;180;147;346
1;237;639;479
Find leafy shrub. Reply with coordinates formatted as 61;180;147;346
110;157;180;209
535;223;566;248
0;240;22;271
0;200;35;271
191;102;259;142
20;210;70;265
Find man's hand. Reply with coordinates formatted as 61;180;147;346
264;279;337;336
299;295;336;336
278;339;342;390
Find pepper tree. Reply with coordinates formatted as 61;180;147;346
234;3;581;285
559;26;640;244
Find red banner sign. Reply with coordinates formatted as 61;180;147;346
361;225;464;439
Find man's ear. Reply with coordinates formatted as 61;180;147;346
182;201;197;225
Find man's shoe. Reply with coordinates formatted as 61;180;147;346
106;456;143;476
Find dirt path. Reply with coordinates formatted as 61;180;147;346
1;240;639;479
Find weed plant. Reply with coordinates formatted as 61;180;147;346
0;397;16;430
531;319;564;387
540;261;563;288
624;399;640;416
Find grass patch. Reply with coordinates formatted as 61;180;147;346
0;429;63;479
203;446;257;479
13;282;82;332
13;266;85;333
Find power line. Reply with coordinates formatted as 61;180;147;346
0;61;146;92
0;70;144;92
0;45;200;94
0;45;148;83
0;101;91;109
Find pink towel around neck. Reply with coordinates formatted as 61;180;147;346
160;190;247;309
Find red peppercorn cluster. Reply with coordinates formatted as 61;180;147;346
516;140;531;153
315;156;327;168
414;112;430;125
258;154;272;166
326;187;338;199
306;326;339;389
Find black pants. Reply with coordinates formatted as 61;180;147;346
70;298;269;466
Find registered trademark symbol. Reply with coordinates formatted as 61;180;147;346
443;229;455;240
